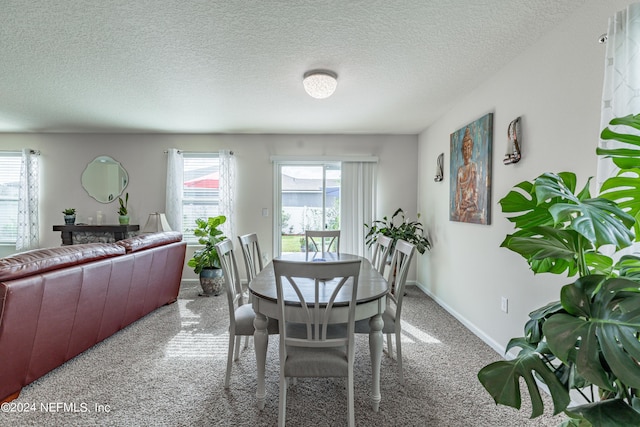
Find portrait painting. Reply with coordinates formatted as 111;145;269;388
449;113;493;225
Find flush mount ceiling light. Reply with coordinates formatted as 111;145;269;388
302;70;338;99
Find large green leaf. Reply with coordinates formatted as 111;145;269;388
533;173;635;249
478;346;570;418
549;198;634;250
583;252;614;276
600;114;640;145
599;169;640;235
503;227;581;261
502;227;588;276
499;181;555;229
598;113;640;177
617;255;640;280
543;276;640;391
524;301;564;344
534;172;581;203
565;399;640;427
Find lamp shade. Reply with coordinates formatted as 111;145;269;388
142;212;172;233
303;70;338;99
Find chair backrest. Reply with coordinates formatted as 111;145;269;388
371;235;393;275
272;259;361;350
387;239;416;317
305;230;340;254
238;232;264;283
215;239;247;322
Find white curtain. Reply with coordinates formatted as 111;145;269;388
597;2;640;188
340;161;377;257
219;150;237;241
16;148;39;251
165;148;184;232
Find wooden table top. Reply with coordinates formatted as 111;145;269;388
249;252;388;305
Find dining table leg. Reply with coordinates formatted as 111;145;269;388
253;311;269;410
369;312;384;412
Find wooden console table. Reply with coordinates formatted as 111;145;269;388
52;224;140;246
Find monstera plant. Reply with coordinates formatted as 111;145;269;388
478;114;640;426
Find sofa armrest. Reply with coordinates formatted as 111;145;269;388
116;231;183;253
0;244;126;282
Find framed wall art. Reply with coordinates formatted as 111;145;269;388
449;113;493;225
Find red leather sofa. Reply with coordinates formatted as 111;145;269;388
0;231;186;402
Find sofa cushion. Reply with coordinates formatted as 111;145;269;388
116;231;183;253
0;244;126;282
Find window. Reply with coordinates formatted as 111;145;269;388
181;153;220;242
0;152;21;244
275;162;341;255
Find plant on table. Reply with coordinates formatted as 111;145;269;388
117;192;129;216
117;192;129;224
477;114;640;426
62;208;77;224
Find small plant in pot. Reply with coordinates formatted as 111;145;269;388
187;215;227;296
117;192;129;224
62;208;76;224
365;208;431;254
365;208;431;293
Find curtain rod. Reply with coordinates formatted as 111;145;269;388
163;150;234;155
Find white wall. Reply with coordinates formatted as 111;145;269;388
416;1;632;354
0;133;418;280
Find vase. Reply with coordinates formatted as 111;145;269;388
119;215;130;225
199;268;224;296
64;214;76;225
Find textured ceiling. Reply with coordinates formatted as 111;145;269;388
0;0;588;134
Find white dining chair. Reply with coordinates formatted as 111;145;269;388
305;229;340;253
371;234;393;275
356;238;416;385
215;239;278;389
238;232;264;284
272;258;361;427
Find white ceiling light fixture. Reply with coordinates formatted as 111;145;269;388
302;70;338;99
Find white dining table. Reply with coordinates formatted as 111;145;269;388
249;252;389;412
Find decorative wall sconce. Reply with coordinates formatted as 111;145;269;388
503;116;522;165
434;153;444;182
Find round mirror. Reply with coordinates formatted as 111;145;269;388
81;156;129;203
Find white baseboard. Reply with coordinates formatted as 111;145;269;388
413;281;589;407
413;281;509;357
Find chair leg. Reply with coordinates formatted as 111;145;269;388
278;375;287;427
243;335;250;350
396;328;404;385
386;332;393;357
224;333;235;388
234;335;242;361
347;369;355;427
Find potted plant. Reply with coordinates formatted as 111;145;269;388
477;114;640;426
117;192;129;224
365;208;431;254
187;215;227;296
62;208;76;224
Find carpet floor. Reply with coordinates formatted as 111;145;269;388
4;284;564;426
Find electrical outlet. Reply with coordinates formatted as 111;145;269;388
501;297;508;313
